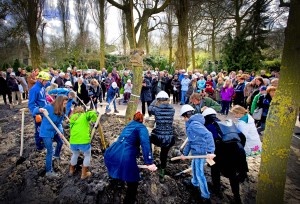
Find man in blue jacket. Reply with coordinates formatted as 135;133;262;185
28;71;51;151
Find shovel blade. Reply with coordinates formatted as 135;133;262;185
16;157;26;166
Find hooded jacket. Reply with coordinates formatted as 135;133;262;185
236;114;262;156
183;114;215;156
149;100;175;148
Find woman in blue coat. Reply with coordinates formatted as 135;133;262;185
33;95;68;178
104;112;157;204
148;90;175;182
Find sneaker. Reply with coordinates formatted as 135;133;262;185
45;171;60;179
114;109;119;113
105;109;111;113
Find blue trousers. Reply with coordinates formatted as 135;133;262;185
106;97;116;110
191;158;210;199
33;118;44;150
43;135;63;173
181;90;187;104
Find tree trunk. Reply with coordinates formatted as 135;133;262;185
168;31;173;65
234;0;241;37
27;1;41;68
99;0;105;68
256;0;300;203
190;28;195;71
122;11;127;55
124;7;135;49
211;25;216;62
175;0;189;69
145;30;149;55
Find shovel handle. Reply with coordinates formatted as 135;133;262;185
43;110;71;148
76;95;88;110
90;112;102;141
20;109;25;157
171;155;214;161
180;138;188;150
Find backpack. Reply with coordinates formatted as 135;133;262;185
213;119;242;144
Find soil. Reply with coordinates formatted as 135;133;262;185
0;103;299;204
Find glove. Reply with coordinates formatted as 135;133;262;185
35;115;42;123
147;164;157;171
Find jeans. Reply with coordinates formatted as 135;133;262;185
191;158;210;199
33;118;44;150
106;97;116;110
43;134;63;173
221;100;231;115
70;144;91;167
181;90;187;104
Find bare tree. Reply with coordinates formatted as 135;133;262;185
74;0;89;53
118;9;127;55
57;0;70;53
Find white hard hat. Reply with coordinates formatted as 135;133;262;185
184;73;188;76
65;81;72;87
156;91;169;100
192;74;198;79
202;108;217;117
127;79;131;83
59;72;65;77
180;104;195;116
111;82;118;89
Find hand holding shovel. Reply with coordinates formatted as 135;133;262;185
173;154;216;166
137;164;157;171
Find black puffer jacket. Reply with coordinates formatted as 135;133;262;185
149;100;175;148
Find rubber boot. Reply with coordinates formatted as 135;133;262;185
69;165;75;176
81;166;92;179
159;168;165;183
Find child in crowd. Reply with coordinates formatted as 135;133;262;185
69;106;97;179
33;95;68;178
180;105;215;203
123;79;132;103
231;105;262;156
220;79;234;115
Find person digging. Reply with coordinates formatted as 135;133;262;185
148;91;175;183
105;82;119;113
69;106;98;179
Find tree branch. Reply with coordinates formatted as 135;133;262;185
107;0;125;10
279;0;290;7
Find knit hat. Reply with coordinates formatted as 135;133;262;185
260;86;267;91
133;112;143;123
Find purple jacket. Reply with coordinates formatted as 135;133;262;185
220;86;234;101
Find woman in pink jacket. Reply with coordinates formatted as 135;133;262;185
220;79;234;115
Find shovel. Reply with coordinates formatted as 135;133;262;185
174;167;192;177
171;155;216;166
172;138;188;157
90;112;107;151
16;108;28;165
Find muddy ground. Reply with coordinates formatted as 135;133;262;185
0;103;299;204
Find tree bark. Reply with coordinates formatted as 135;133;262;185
190;27;195;71
211;23;216;62
175;0;189;69
256;0;300;203
99;0;105;68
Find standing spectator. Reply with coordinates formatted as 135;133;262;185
149;91;175;183
233;76;246;107
215;77;224;104
16;67;22;76
260;70;269;79
180;73;190;105
256;86;276;134
33;95;68;178
105;73;115;92
197;74;206;92
185;74;198;104
151;72;159;101
140;76;152;116
7;72;22;109
244;79;256;108
27;68;39;91
0;71;11;105
220;79;234;115
19;69;28;99
88;79;101;110
74;78;89;109
121;71;131;88
165;74;173;97
171;75;181;104
54;72;65;88
123;79;132;103
28;71;51;151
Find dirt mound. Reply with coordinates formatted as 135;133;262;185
0;104;299;203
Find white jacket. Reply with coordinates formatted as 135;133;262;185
124;83;133;93
236;114;262;156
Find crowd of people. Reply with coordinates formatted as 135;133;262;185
0;65;280;203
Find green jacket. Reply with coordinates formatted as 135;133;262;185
191;97;222;114
250;93;261;114
70;111;97;144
